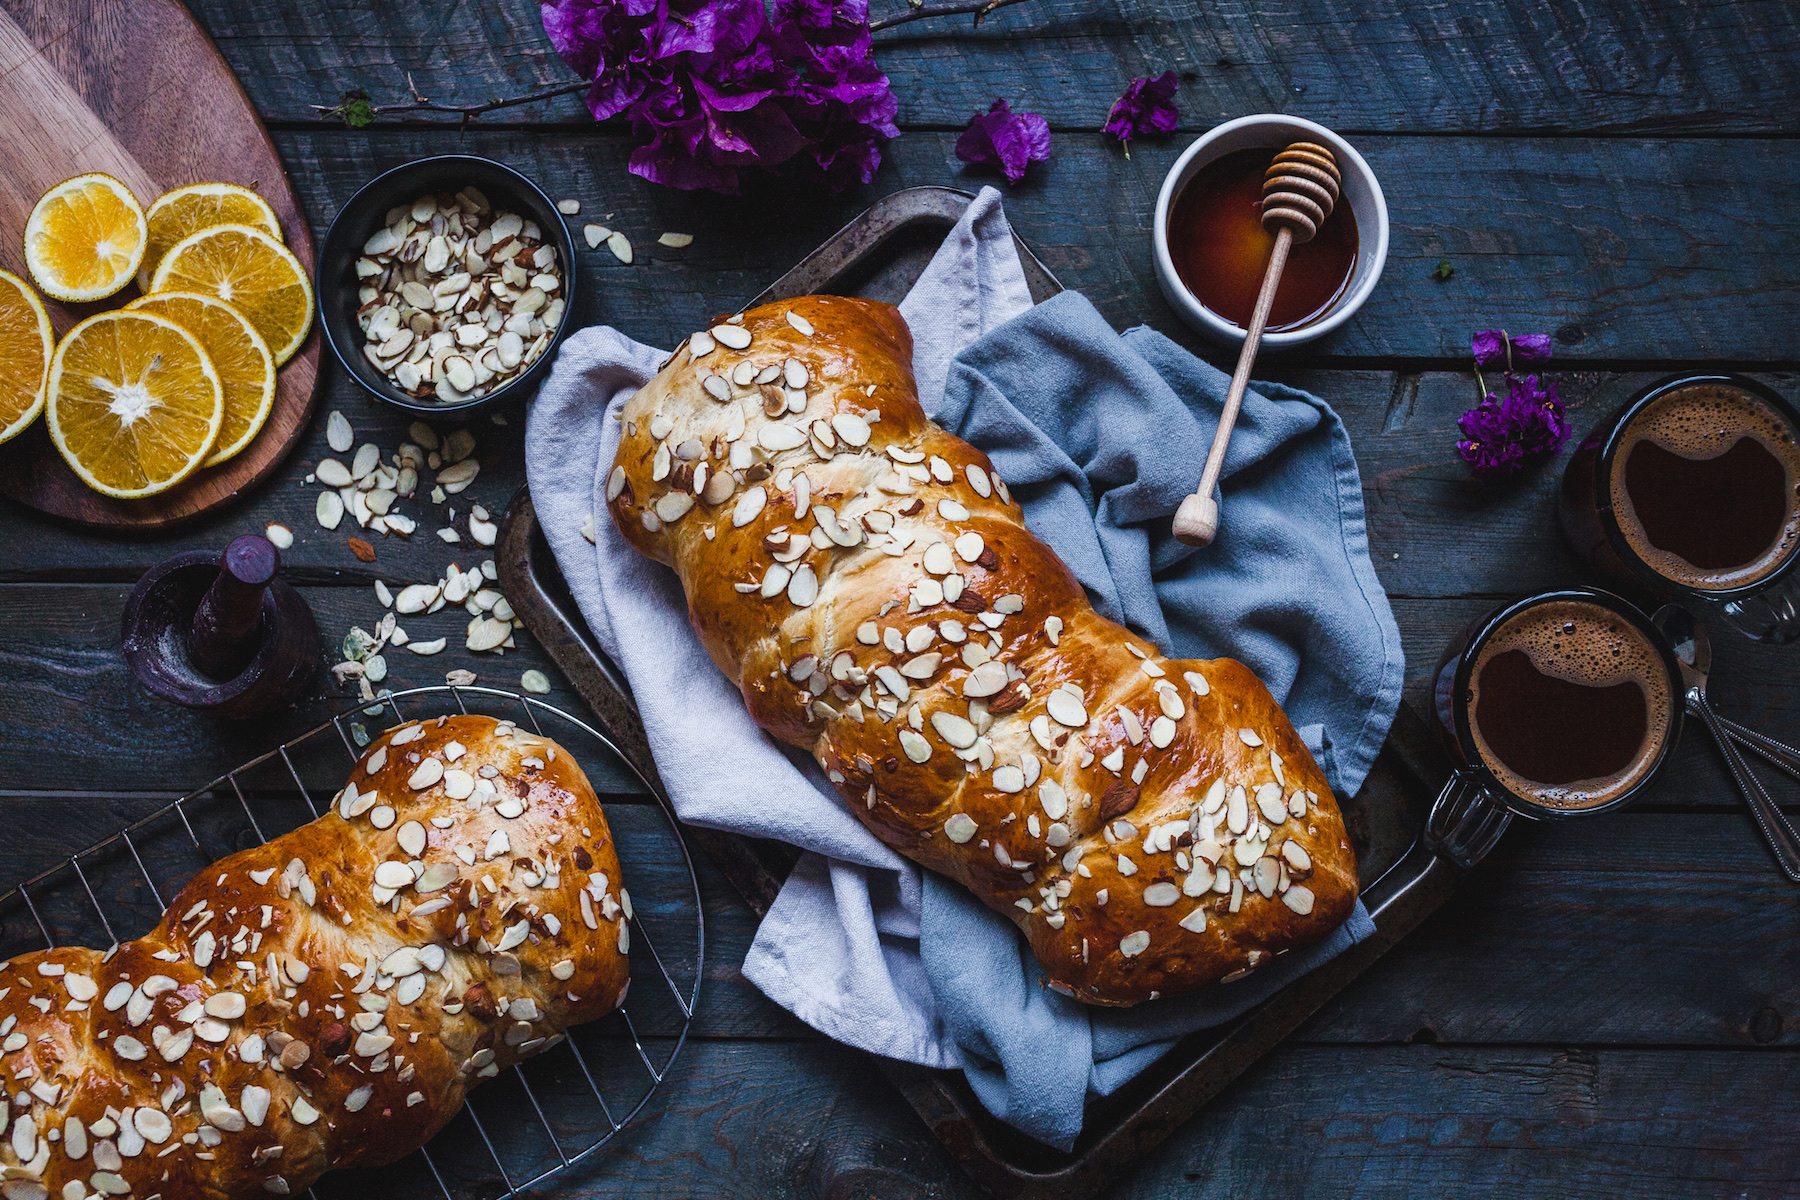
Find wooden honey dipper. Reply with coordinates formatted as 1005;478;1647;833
1172;141;1342;547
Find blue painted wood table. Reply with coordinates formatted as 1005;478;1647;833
1;1;1797;1195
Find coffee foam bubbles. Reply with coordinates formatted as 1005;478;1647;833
1610;383;1800;589
1621;383;1794;460
1470;600;1671;809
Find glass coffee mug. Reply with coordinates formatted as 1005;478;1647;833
1561;373;1800;642
1426;588;1685;867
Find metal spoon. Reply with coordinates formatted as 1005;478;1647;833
1654;604;1800;883
1652;604;1800;780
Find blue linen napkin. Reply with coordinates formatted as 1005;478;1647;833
918;290;1400;1146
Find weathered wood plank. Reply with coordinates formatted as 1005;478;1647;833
0;398;530;583
185;0;1800;135
1111;1043;1800;1200
1;407;531;583
389;1039;1800;1198
261;129;1800;363
1304;811;1800;1048
0;580;647;792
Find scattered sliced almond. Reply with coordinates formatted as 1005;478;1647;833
316;458;353;488
657;232;693;248
583;224;609;249
438;458;480;493
326;410;354;453
467;617;510;652
556;199;581;215
316;491;345;530
265;523;293;549
606;231;633;264
520;669;551;694
407;637;447;655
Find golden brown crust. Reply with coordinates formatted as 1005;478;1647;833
606;296;1357;1006
0;715;629;1199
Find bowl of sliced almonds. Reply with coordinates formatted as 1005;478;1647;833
317;155;578;414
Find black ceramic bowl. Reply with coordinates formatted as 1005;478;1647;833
315;155;579;416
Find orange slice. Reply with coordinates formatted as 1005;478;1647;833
46;310;223;498
0;269;53;445
22;173;147;302
138;182;283;294
129;291;275;467
151;224;313;366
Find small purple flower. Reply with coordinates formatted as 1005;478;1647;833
1512;333;1553;362
1471;330;1507;367
956;98;1051;185
1471;329;1554;368
1456;374;1570;481
1104;70;1178;148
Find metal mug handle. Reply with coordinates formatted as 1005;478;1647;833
1425;769;1513;869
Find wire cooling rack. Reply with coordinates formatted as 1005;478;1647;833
0;685;702;1200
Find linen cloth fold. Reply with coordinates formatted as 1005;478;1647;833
525;188;1402;1150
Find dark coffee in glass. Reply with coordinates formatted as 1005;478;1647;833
1562;375;1800;640
1464;598;1673;811
1425;590;1683;866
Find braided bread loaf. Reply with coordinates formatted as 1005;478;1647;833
606;295;1357;1006
0;715;629;1200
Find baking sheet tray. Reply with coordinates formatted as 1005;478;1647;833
499;184;1459;1198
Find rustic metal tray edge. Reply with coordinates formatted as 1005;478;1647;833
499;184;1461;1198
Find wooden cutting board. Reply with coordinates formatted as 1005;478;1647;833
0;0;319;531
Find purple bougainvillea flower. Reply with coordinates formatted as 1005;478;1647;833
1104;70;1178;146
1511;333;1553;361
1471;330;1507;367
542;0;897;193
1471;329;1554;368
1456;374;1570;481
765;0;899;190
956;98;1051;184
546;0;659;121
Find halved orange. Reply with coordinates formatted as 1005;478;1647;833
47;310;223;498
138;182;283;294
23;173;147;302
151;224;313;366
0;269;53;445
129;291;275;467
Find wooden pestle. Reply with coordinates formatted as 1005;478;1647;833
1171;142;1343;547
188;534;280;680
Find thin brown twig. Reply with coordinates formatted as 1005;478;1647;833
869;0;1036;31
311;78;590;125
